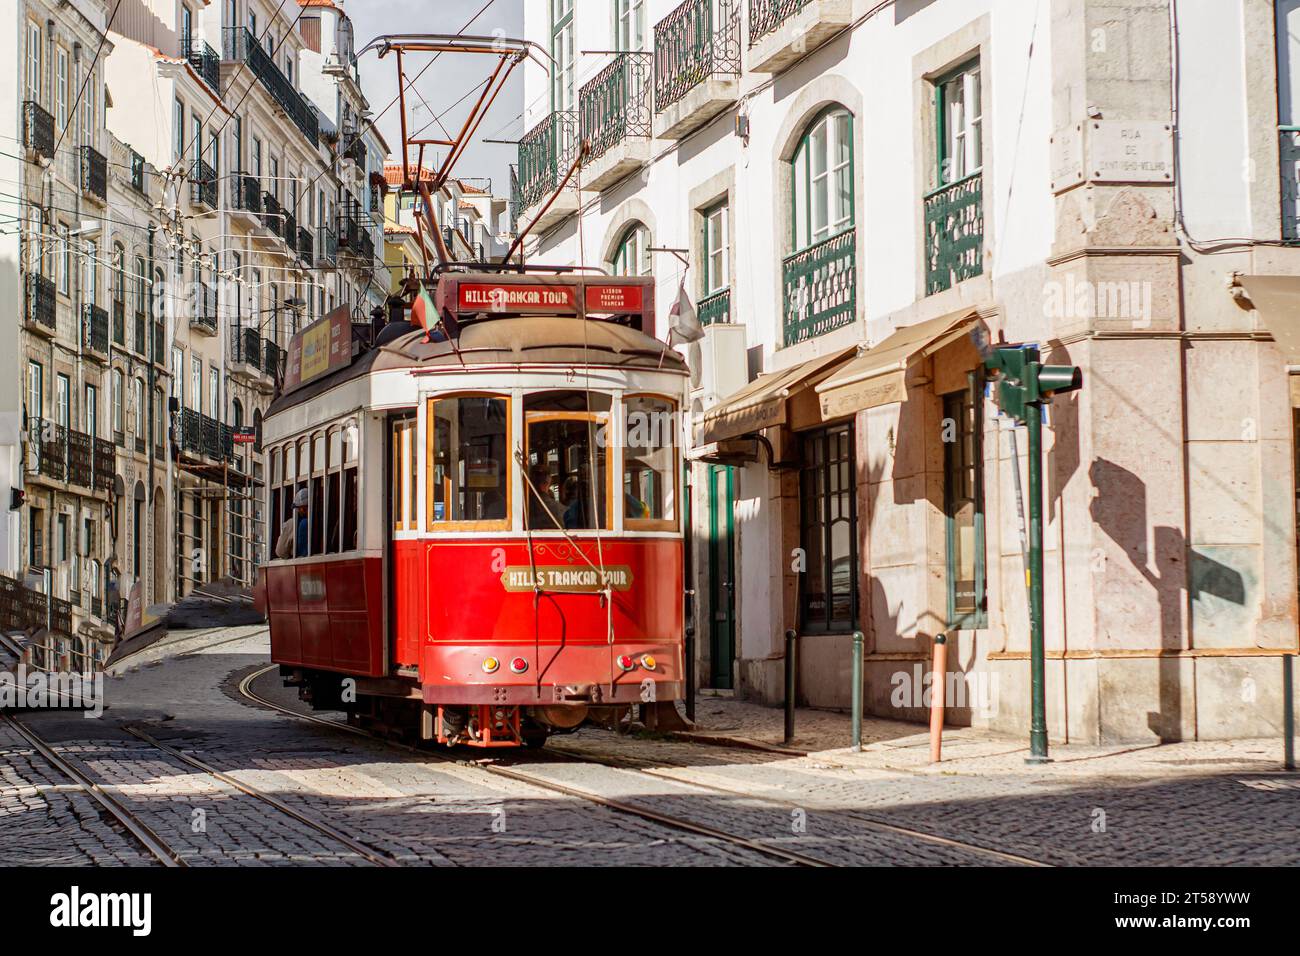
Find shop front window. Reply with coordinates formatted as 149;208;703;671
799;422;857;632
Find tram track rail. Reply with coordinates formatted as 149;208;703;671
0;712;186;868
237;664;1052;868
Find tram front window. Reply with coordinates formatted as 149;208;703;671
524;391;610;532
430;396;508;526
623;395;677;529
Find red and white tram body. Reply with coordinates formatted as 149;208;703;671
255;274;688;747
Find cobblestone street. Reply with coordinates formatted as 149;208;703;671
2;627;1296;867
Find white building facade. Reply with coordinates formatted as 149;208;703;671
518;0;1300;743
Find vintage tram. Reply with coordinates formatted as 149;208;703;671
254;272;688;747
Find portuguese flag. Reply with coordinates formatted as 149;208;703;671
410;280;436;336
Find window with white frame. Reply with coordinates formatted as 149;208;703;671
936;60;982;187
702;202;729;296
612;223;651;276
615;0;646;50
551;0;575;112
56;48;68;131
112;370;123;437
190;357;202;412
25;22;41;101
792;106;853;251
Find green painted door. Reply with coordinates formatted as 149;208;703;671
707;464;735;689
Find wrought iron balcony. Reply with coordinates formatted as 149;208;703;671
653;0;741;114
182;35;221;93
317;225;338;267
22;101;54;158
698;288;732;327
111;299;125;346
231;325;264;372
191;283;217;334
232;173;262;214
342;136;366;167
25;273;56;333
924;174;983;295
517;111;580;212
283;211;298;251
297;227;313;267
581;52;653;165
782;228;856;347
80;146;108;202
177;407;234;462
191;158;218;209
67;429;92;488
749;0;811;43
27;419;68;482
82;303;109;356
130;150;147;194
93;437;114;491
261;192;283;235
222;27;319;146
1282;128;1300;241
263;339;286;381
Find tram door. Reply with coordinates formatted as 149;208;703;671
387;411;421;669
707;464;735;690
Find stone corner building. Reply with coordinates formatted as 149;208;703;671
519;0;1300;743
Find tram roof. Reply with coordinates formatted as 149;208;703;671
266;316;688;416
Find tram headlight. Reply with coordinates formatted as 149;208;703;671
481;657;500;674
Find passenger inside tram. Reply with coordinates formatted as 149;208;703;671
524;390;609;532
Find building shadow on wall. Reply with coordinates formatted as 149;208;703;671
1089;459;1245;742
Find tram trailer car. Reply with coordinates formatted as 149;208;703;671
254;274;689;747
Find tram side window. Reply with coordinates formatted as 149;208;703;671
269;448;281;550
428;396;509;527
310;431;325;555
324;427;341;553
623;395;677;529
342;423;359;550
524;390;610;532
391;416;417;530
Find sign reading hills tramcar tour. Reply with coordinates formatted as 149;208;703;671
434;274;656;335
283;307;354;392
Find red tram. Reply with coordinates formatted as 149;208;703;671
254;272;688;747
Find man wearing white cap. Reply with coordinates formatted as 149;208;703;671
276;488;310;559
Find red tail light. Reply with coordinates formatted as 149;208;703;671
509;657;528;674
617;655;636;671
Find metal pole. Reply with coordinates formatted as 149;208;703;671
851;629;864;752
1026;402;1050;763
784;628;798;745
1285;654;1295;772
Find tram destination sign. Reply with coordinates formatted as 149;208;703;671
282;307;354;393
500;565;634;593
437;273;656;336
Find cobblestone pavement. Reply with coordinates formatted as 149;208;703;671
2;626;1297;866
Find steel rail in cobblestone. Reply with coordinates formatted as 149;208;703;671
237;665;828;867
0;714;186;868
540;743;1053;868
123;725;401;868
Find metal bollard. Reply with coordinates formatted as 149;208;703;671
929;634;947;763
783;629;798;745
851;630;864;752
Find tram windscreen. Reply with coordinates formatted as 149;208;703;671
524;391;610;531
431;396;508;524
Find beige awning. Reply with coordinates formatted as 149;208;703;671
815;310;981;416
700;347;855;444
1239;275;1300;365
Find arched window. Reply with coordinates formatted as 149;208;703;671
232;398;244;430
132;377;144;442
612;223;651;277
791;107;854;252
111;369;124;439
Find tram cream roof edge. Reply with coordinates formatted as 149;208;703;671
1238;275;1300;365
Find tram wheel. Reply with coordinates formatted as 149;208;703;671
521;732;549;749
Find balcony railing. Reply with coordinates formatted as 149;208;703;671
653;0;741;113
749;0;813;45
517;111;579;211
263;339;286;380
232;173;262;214
581;52;653;163
924;174;983;295
82;304;109;355
80;146;108;202
22;101;55;158
297;227;313;267
222;27;319;146
111;299;125;346
191;158;218;209
28;419;67;482
232;325;264;371
130;150;147;194
283;211;298;251
1281;128;1300;241
177;407;234;462
25;273;56;332
343;136;366;167
181;35;221;93
318;225;338;266
261;192;283;235
782;228;856;347
191;283;217;334
67;429;92;488
698;288;732;327
93;437;114;491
